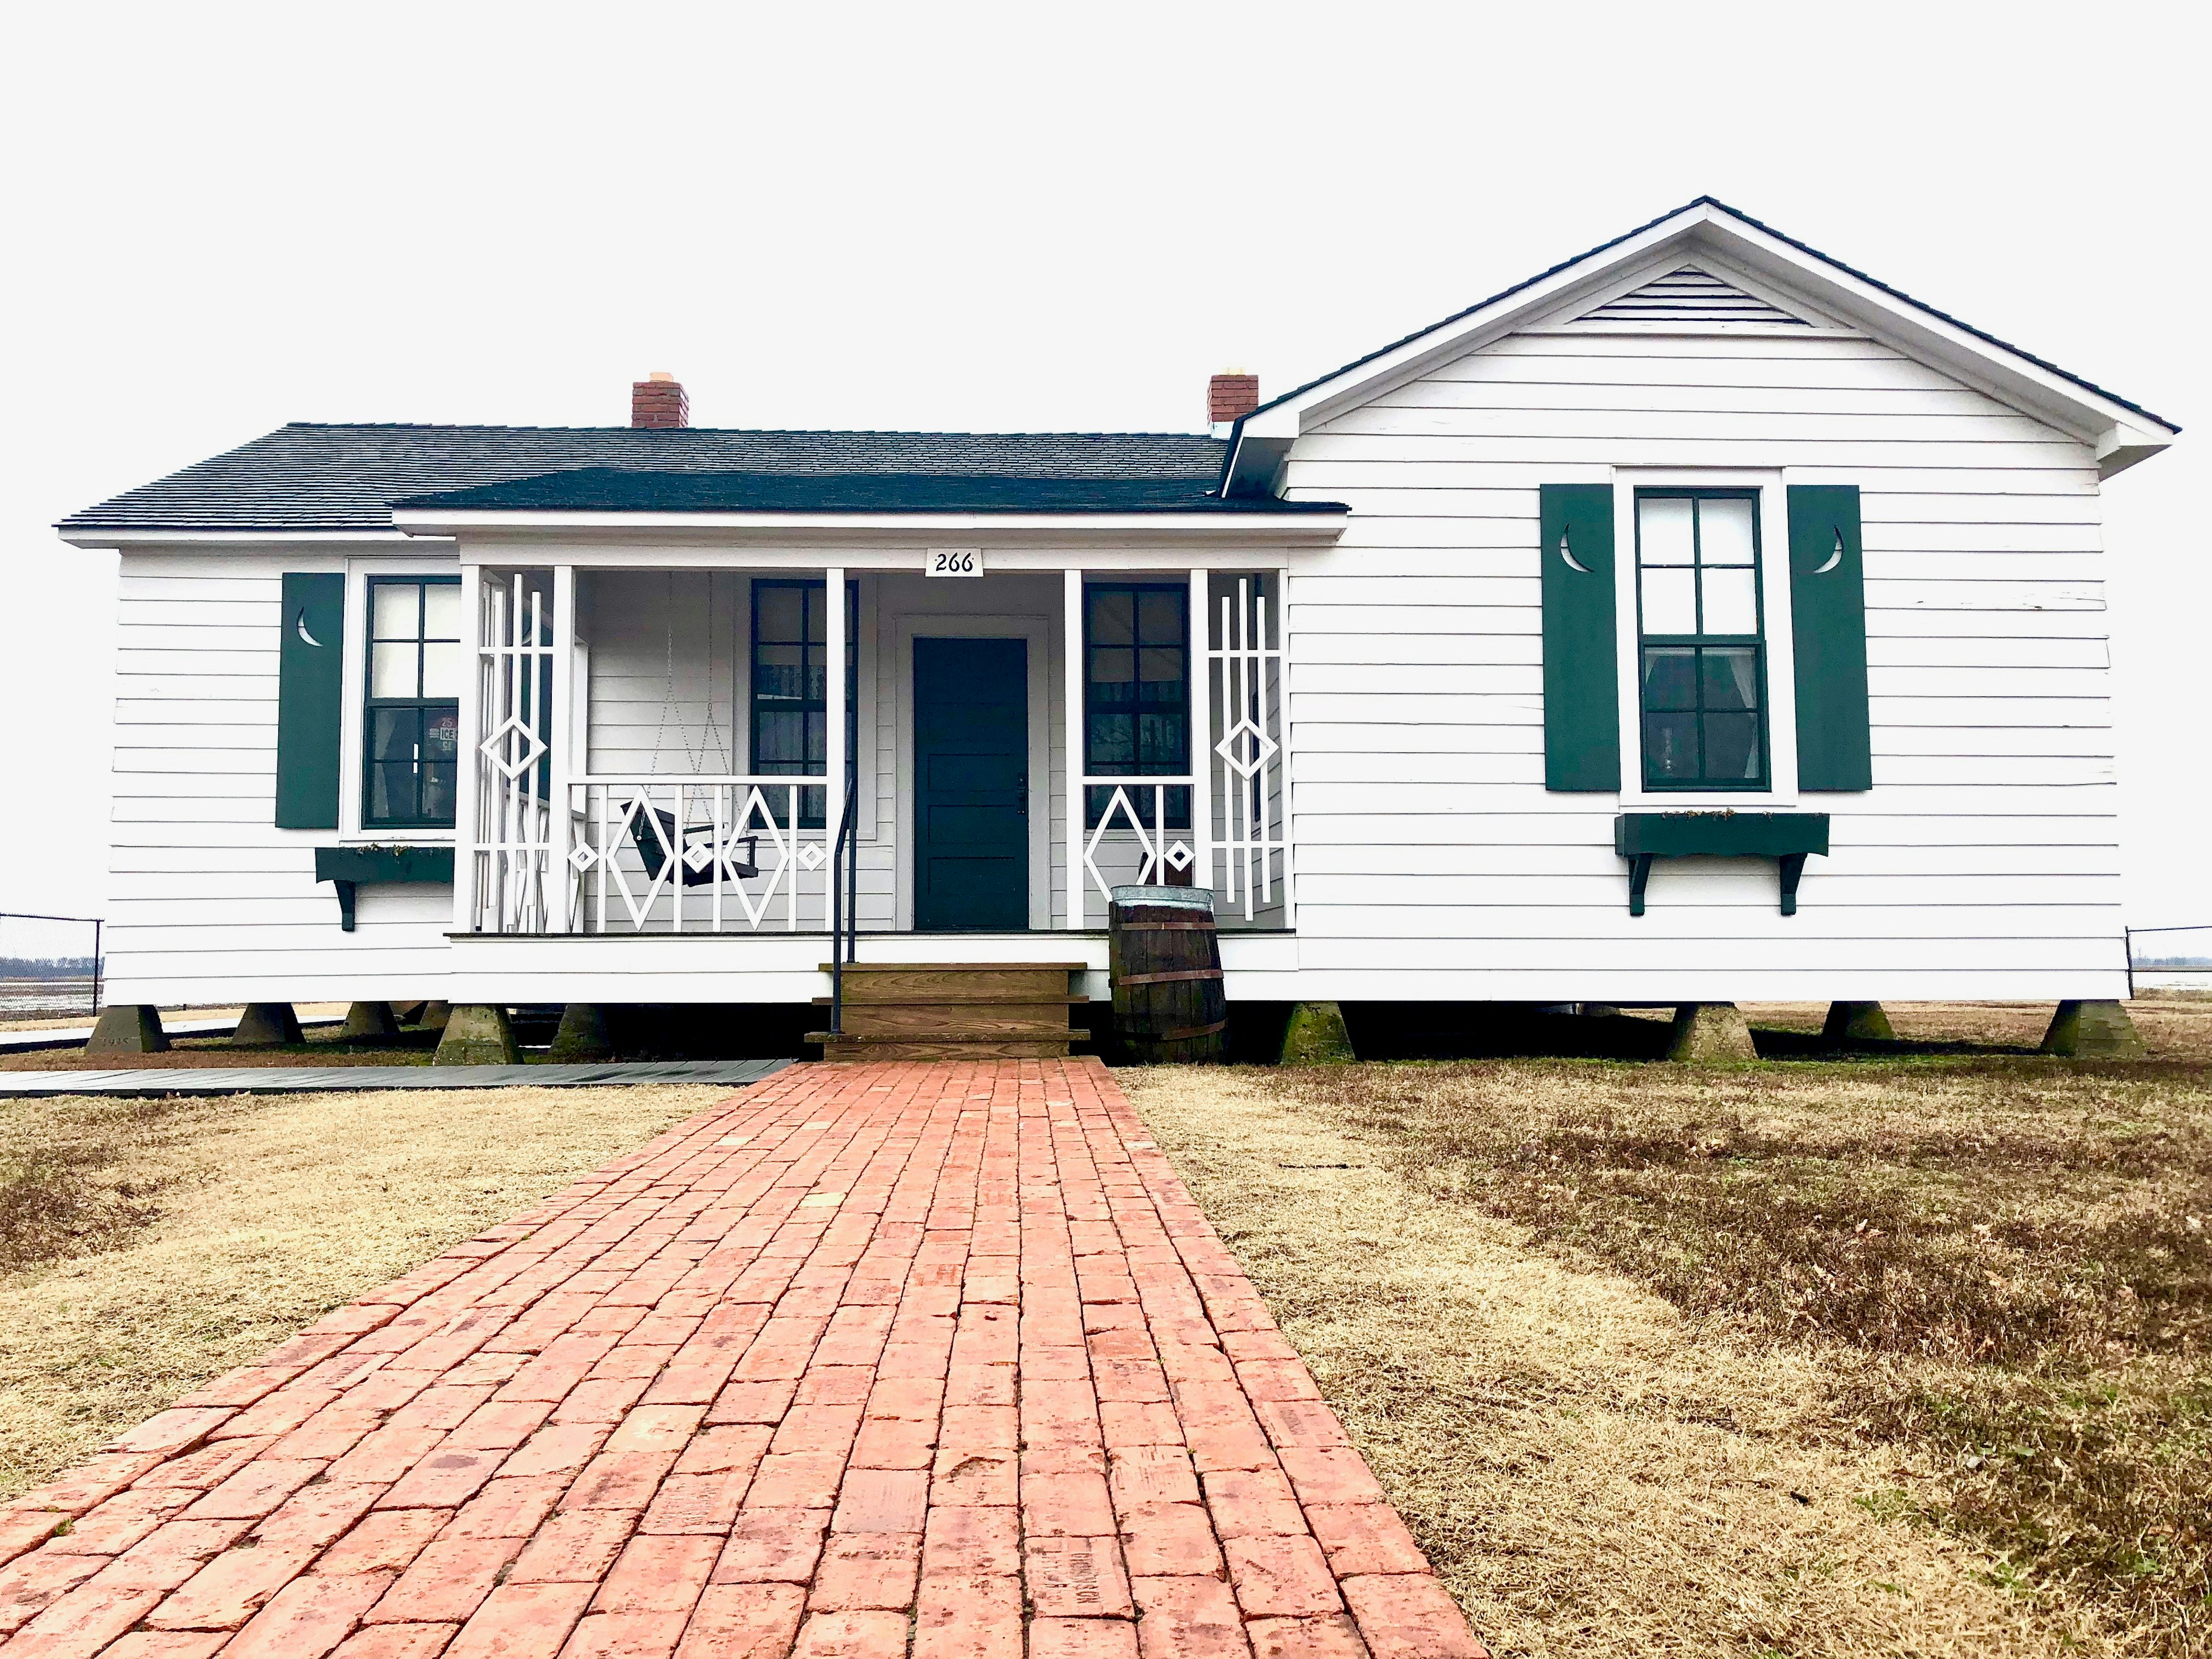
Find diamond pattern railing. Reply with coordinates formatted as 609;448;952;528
1207;576;1289;923
567;777;830;933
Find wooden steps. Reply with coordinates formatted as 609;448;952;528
805;963;1087;1061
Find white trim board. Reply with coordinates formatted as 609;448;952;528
1228;201;2176;489
891;613;1054;932
1609;468;1801;809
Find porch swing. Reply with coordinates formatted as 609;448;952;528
628;573;760;887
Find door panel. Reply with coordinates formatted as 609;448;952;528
914;637;1028;930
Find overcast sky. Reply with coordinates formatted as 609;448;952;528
1;1;2204;963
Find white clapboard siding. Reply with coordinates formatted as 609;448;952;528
114;653;282;679
111;849;321;876
1871;728;2113;759
116;702;282;728
101;552;460;1005
1299;873;2119;910
1295;841;2116;878
1848;698;2111;728
1297;933;2121;969
1275;313;2122;998
1317;406;2069;446
1866;580;2104;609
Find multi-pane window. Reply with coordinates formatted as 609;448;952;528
751;579;858;827
1636;491;1767;789
363;577;462;828
1084;584;1188;827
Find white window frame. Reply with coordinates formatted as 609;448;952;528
734;574;877;840
339;553;466;843
1610;467;1800;808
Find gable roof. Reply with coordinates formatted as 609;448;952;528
1224;196;2179;494
396;467;1339;516
60;425;1232;535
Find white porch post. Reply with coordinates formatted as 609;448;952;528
1187;567;1211;899
825;566;847;917
452;563;483;934
1063;568;1085;930
548;565;576;933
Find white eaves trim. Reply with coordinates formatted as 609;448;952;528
57;528;429;551
388;507;1349;546
1228;200;2177;489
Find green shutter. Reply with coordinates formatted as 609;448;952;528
1786;485;1872;791
275;573;346;828
1540;483;1620;791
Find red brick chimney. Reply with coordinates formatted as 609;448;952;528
1208;371;1260;426
631;371;690;430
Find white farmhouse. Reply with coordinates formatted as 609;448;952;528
60;199;2177;1062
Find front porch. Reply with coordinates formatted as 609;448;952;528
450;558;1296;950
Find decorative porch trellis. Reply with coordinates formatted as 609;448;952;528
464;564;1291;935
1070;571;1291;926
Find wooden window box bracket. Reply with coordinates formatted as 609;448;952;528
1613;812;1828;918
315;846;456;933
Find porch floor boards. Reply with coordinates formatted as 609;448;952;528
0;1059;1484;1658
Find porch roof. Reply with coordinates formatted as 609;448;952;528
393;467;1343;516
59;424;1232;534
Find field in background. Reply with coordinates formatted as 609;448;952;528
1127;1009;2212;1659
1744;995;2212;1062
0;1084;729;1498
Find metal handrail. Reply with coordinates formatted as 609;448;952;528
828;763;859;1034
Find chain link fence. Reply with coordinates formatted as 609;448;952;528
2127;923;2212;994
0;912;104;1025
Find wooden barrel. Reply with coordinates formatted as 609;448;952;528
1108;885;1226;1064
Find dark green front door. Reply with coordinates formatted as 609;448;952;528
914;637;1029;931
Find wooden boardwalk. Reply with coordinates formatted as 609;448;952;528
0;1059;1483;1658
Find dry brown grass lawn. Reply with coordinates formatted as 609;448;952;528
0;1026;444;1071
1126;1039;2212;1659
0;1084;730;1499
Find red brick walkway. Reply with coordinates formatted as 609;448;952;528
0;1060;1483;1658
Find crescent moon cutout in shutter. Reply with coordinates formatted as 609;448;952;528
1559;529;1592;574
1813;531;1843;575
296;609;323;647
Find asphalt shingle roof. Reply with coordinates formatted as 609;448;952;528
62;425;1234;532
396;467;1338;516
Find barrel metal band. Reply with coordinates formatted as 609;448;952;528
1152;1020;1229;1041
1118;921;1215;931
1116;968;1223;986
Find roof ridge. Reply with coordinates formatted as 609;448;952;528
1237;195;2176;433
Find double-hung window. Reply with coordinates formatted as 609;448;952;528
363;576;463;828
750;579;858;827
1635;490;1768;789
1084;583;1189;827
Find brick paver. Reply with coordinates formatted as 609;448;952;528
0;1060;1486;1658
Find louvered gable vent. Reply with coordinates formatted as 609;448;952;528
1569;266;1812;329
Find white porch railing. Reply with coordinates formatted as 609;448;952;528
566;777;830;933
1081;779;1200;901
468;571;557;935
467;561;1290;937
1068;572;1291;926
1207;576;1289;923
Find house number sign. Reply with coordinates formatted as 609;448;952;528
927;548;983;577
